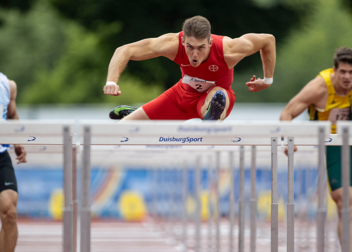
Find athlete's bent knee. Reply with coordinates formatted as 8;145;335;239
1;207;17;229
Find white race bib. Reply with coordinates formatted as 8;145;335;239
328;107;351;124
182;75;215;92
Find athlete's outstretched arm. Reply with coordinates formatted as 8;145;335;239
7;80;27;164
224;33;276;92
280;77;326;120
104;33;179;96
279;77;326;155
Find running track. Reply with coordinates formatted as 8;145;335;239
12;219;340;252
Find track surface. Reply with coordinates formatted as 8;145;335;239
10;219;340;252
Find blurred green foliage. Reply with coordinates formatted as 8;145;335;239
0;1;163;104
47;0;311;89
231;0;352;102
0;0;352;105
0;1;66;94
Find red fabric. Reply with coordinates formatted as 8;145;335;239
174;31;234;90
142;83;235;120
142;31;236;120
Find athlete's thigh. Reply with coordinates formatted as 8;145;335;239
326;146;352;191
0;152;18;215
0;151;18;194
142;90;193;120
330;187;352;212
120;107;150;121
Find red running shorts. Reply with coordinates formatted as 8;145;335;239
142;82;236;120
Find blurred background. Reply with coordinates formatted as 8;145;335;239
1;0;352;250
1;0;352;107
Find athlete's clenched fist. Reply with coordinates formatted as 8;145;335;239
104;82;122;96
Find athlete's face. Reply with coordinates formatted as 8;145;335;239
334;62;352;90
182;36;213;67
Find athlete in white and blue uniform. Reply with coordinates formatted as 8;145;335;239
0;72;26;252
0;72;11;153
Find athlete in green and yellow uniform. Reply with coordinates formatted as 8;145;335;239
280;47;352;248
308;68;352;191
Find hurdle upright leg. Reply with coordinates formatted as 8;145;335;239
250;146;257;252
168;167;173;237
287;137;295;252
215;151;221;252
238;146;245;252
80;126;91;252
271;137;278;252
207;155;213;252
195;156;201;252
72;145;78;252
229;151;235;252
341;127;350;252
153;166;158;223
317;127;326;252
63;126;73;252
182;160;188;251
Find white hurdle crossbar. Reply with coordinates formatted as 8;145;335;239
79;120;340;252
0;120;75;252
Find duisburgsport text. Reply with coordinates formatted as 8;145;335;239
177;126;232;134
159;137;203;143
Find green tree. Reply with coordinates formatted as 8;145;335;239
22;23;162;104
0;1;66;93
232;0;352;103
0;0;162;104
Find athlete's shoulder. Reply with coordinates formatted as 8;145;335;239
8;79;17;99
222;35;261;59
155;33;179;46
8;79;17;88
147;33;179;60
303;75;327;98
161;33;179;39
222;34;253;48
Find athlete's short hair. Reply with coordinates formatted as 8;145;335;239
334;47;352;68
182;16;211;40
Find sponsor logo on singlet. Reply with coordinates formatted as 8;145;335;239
182;75;216;92
208;65;219;72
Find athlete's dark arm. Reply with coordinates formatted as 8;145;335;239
7;80;26;164
104;33;179;96
223;33;276;92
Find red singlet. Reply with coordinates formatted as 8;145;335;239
142;32;236;120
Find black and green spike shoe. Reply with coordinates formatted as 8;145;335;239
109;105;138;120
203;90;226;120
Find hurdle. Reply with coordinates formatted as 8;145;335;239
337;121;352;252
0;120;76;252
77;120;351;252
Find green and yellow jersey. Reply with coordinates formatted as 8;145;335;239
308;68;352;191
308;68;352;133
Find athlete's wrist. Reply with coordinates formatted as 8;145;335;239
263;77;273;85
106;81;117;86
